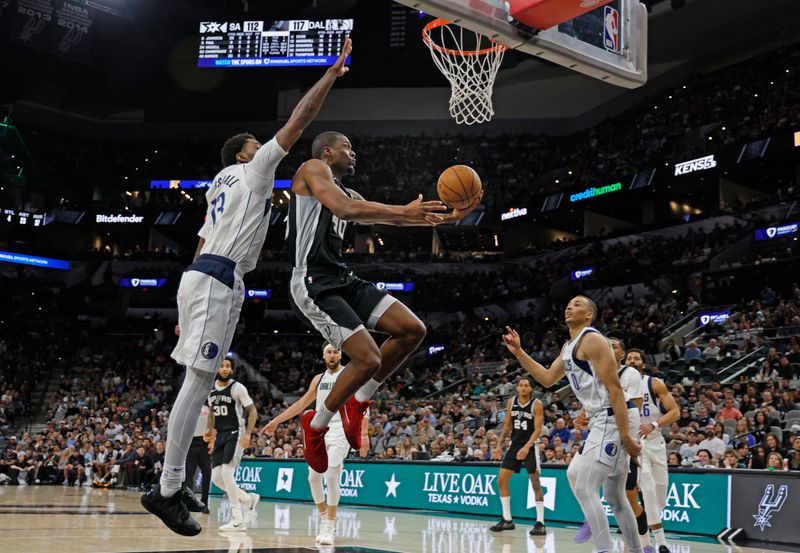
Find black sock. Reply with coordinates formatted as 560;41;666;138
637;511;648;536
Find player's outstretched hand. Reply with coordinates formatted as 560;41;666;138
502;326;522;355
574;410;588;428
442;190;483;223
622;434;641;458
404;194;448;226
328;36;352;77
260;419;278;436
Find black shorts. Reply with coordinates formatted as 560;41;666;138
289;268;391;349
501;443;542;474
625;456;638;490
211;429;242;469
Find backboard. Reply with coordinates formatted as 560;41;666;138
393;0;647;88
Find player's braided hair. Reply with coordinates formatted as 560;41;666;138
220;132;256;167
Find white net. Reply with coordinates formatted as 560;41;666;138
423;19;506;125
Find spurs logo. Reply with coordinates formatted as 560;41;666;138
753;484;787;531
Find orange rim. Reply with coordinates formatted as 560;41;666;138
422;18;507;57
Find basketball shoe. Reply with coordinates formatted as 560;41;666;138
141;483;202;536
339;396;370;450
301;410;329;473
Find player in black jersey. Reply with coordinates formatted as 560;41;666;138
288;132;481;474
491;376;546;535
205;358;259;531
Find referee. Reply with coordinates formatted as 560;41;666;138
183;403;212;513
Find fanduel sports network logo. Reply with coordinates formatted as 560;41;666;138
234;465;263;491
528;476;556;511
753;484;787;531
276;467;294;493
674;155;717;176
95;214;144;224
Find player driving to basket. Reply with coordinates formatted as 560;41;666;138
287;131;482;474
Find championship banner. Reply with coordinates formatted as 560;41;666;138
212;460;730;536
3;0;93;62
730;473;799;543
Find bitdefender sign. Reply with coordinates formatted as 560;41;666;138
95;214;145;224
674;155;717;176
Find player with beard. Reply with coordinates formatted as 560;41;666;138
287;132;481;474
262;343;368;546
205;358;259;531
627;348;679;553
502;296;642;553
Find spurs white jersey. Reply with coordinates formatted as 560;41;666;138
561;326;611;418
197;137;288;274
640;375;665;427
316;368;344;430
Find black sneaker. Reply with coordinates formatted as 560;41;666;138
658;546;670;553
141;484;202;536
529;522;546;536
180;487;207;513
490;518;516;532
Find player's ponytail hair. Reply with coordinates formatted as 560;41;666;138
221;132;256;167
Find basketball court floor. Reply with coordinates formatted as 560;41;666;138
0;486;790;553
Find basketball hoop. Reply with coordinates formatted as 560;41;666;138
422;18;507;125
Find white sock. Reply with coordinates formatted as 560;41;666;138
641;531;652;547
355;379;381;402
500;496;512;521
311;405;335;429
536;501;544;523
653;527;666;547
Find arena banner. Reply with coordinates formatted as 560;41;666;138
212;460;730;536
729;472;799;543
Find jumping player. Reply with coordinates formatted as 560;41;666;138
502;296;643;553
204;359;259;531
141;38;353;536
628;348;679;553
261;343;368;545
287;131;481;473
490;375;546;536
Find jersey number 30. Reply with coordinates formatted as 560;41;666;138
213;405;228;417
210;192;226;224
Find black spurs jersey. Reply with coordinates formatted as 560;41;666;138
510;396;536;446
208;379;251;433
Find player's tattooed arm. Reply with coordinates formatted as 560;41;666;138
495;398;513;457
261;374;321;435
240;403;258;448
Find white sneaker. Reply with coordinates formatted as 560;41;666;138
316;518;335;546
246;492;259;524
220;517;247;532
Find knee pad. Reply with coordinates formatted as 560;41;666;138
325;465;343;506
308;469;325;505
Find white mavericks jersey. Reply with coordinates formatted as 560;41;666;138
198;137;288;274
618;365;643;402
316;368;345;432
640;375;665;427
561;326;611;418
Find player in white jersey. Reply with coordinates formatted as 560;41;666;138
262;344;368;546
502;296;642;553
205;359;259;531
141;38;354;536
574;336;645;544
626;348;679;553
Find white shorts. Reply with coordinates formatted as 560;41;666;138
581;408;640;476
171;255;244;373
640;435;668;486
326;426;350;468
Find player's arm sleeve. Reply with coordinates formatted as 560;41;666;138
245;136;288;193
233;383;254;409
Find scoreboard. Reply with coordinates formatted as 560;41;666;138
198;19;353;68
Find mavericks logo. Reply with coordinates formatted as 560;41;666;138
753;484;787;531
201;342;219;359
423;471;497;507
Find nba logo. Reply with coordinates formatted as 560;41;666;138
604;6;619;52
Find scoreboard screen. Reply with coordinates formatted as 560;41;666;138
198;19;353;68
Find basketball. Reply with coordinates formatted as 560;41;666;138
437;165;482;210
